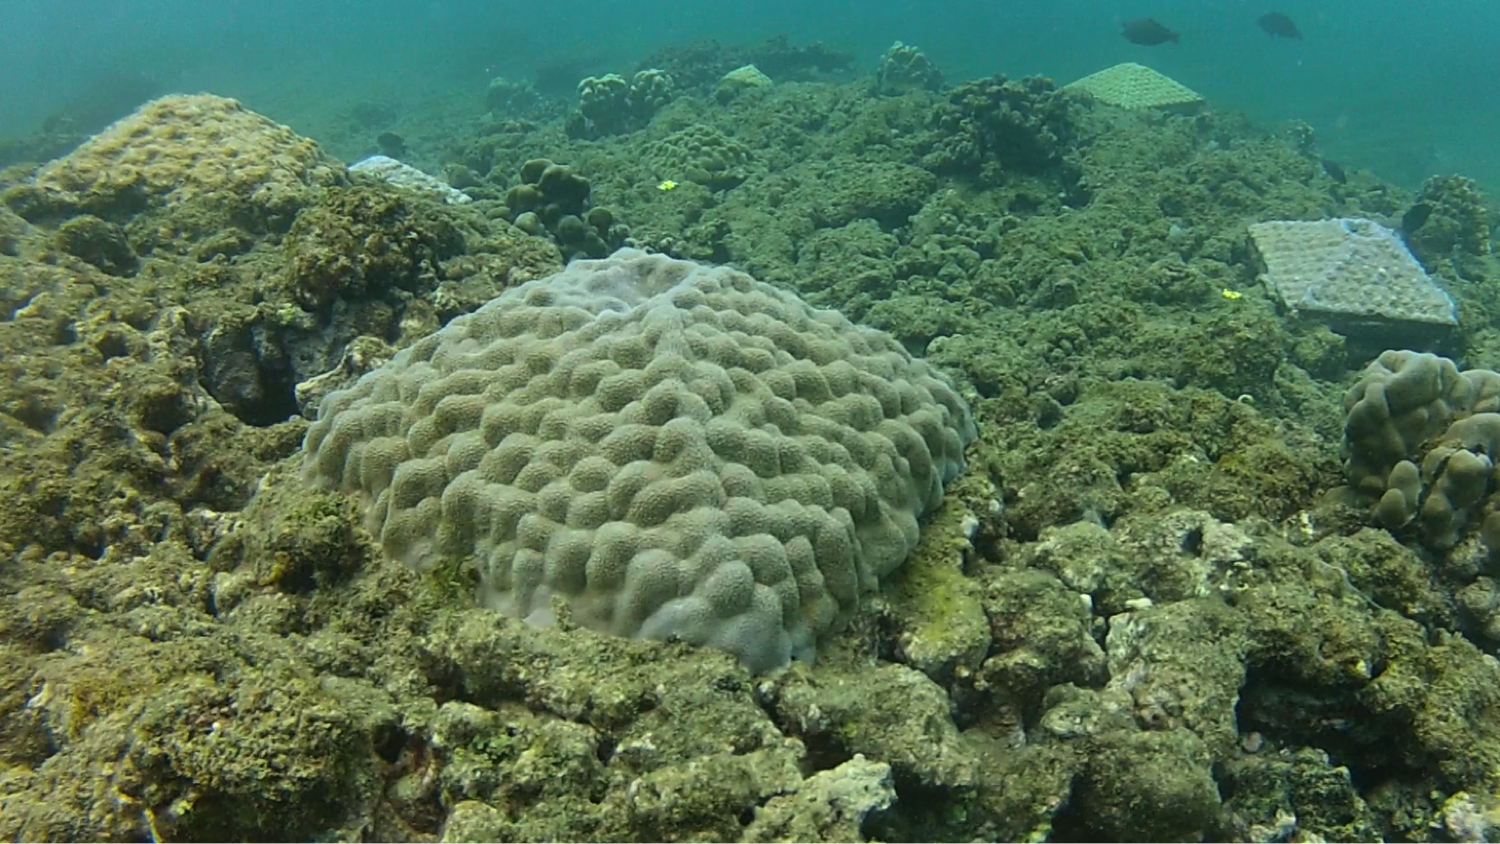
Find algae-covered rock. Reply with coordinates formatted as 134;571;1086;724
743;754;895;842
52;213;136;275
1220;747;1382;842
13;93;345;233
425;609;812;842
1114;509;1256;604
927;74;1078;177
1064;728;1222;841
0;575;396;842
808;161;936;229
765;663;978;790
979;568;1106;698
280;185;464;311
991;379;1337;541
1313;527;1445;622
0;203;30;255
884;472;994;684
1102;599;1247;758
1236;555;1500;792
427;699;608;835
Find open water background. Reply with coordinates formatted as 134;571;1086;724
1;0;1495;192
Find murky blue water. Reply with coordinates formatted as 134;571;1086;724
2;0;1496;191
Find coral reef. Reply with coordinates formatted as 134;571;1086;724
626;68;678;117
574;73;633;135
634;36;854;94
7;94;345;233
925;74;1080;179
6;34;1500;844
573;69;678;137
484;76;546;117
875;42;944;96
1403;173;1493;262
643;124;752;189
303;249;976;671
503;158;615;257
3;94;562;426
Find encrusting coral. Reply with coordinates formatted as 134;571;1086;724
303;248;977;671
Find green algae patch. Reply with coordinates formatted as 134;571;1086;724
886;547;989;682
884;471;996;684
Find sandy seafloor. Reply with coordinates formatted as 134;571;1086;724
3;32;1500;843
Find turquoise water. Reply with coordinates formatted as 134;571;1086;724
2;0;1497;190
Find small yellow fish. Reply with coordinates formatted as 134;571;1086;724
657;179;677;191
1221;288;1243;300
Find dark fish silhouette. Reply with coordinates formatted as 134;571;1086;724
377;132;407;158
1402;203;1433;235
1320;158;1346;184
1257;12;1302;39
1122;18;1179;45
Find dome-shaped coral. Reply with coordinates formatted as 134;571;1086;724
304;249;977;671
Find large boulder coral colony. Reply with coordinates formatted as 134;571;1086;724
304;248;977;671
